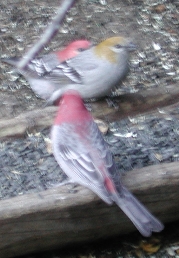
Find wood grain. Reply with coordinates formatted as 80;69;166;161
0;83;179;139
0;161;178;258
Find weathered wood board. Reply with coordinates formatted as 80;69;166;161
0;162;178;258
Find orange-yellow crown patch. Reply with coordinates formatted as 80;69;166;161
94;36;129;63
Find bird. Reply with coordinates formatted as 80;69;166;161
51;89;164;237
2;37;135;103
1;39;92;100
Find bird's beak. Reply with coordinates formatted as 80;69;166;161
126;42;137;51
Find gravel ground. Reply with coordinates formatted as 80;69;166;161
1;107;179;200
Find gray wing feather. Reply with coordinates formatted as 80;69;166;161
44;62;82;84
67;49;99;72
52;121;113;204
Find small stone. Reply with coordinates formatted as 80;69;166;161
152;4;166;13
94;119;108;135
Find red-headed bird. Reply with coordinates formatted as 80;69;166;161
51;90;164;237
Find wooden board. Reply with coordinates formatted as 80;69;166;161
0;84;179;139
0;161;179;258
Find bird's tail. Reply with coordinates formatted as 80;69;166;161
112;186;164;237
1;57;19;66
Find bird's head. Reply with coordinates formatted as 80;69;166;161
59;89;84;108
57;40;92;62
67;40;92;53
94;36;136;63
54;90;91;125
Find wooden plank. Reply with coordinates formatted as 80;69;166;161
0;83;179;139
0;161;178;258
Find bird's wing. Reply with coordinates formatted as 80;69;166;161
66;49;100;72
2;54;61;77
43;62;82;84
41;49;99;82
54;121;110;181
52;121;114;203
43;52;100;85
29;53;60;75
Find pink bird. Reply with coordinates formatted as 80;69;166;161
51;90;164;237
1;40;92;100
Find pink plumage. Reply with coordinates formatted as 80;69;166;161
56;40;92;62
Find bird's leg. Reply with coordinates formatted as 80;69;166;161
46;178;72;188
46;179;78;193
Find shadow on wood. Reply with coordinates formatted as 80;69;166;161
0;161;178;258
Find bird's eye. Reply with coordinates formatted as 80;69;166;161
77;48;86;52
115;44;122;49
